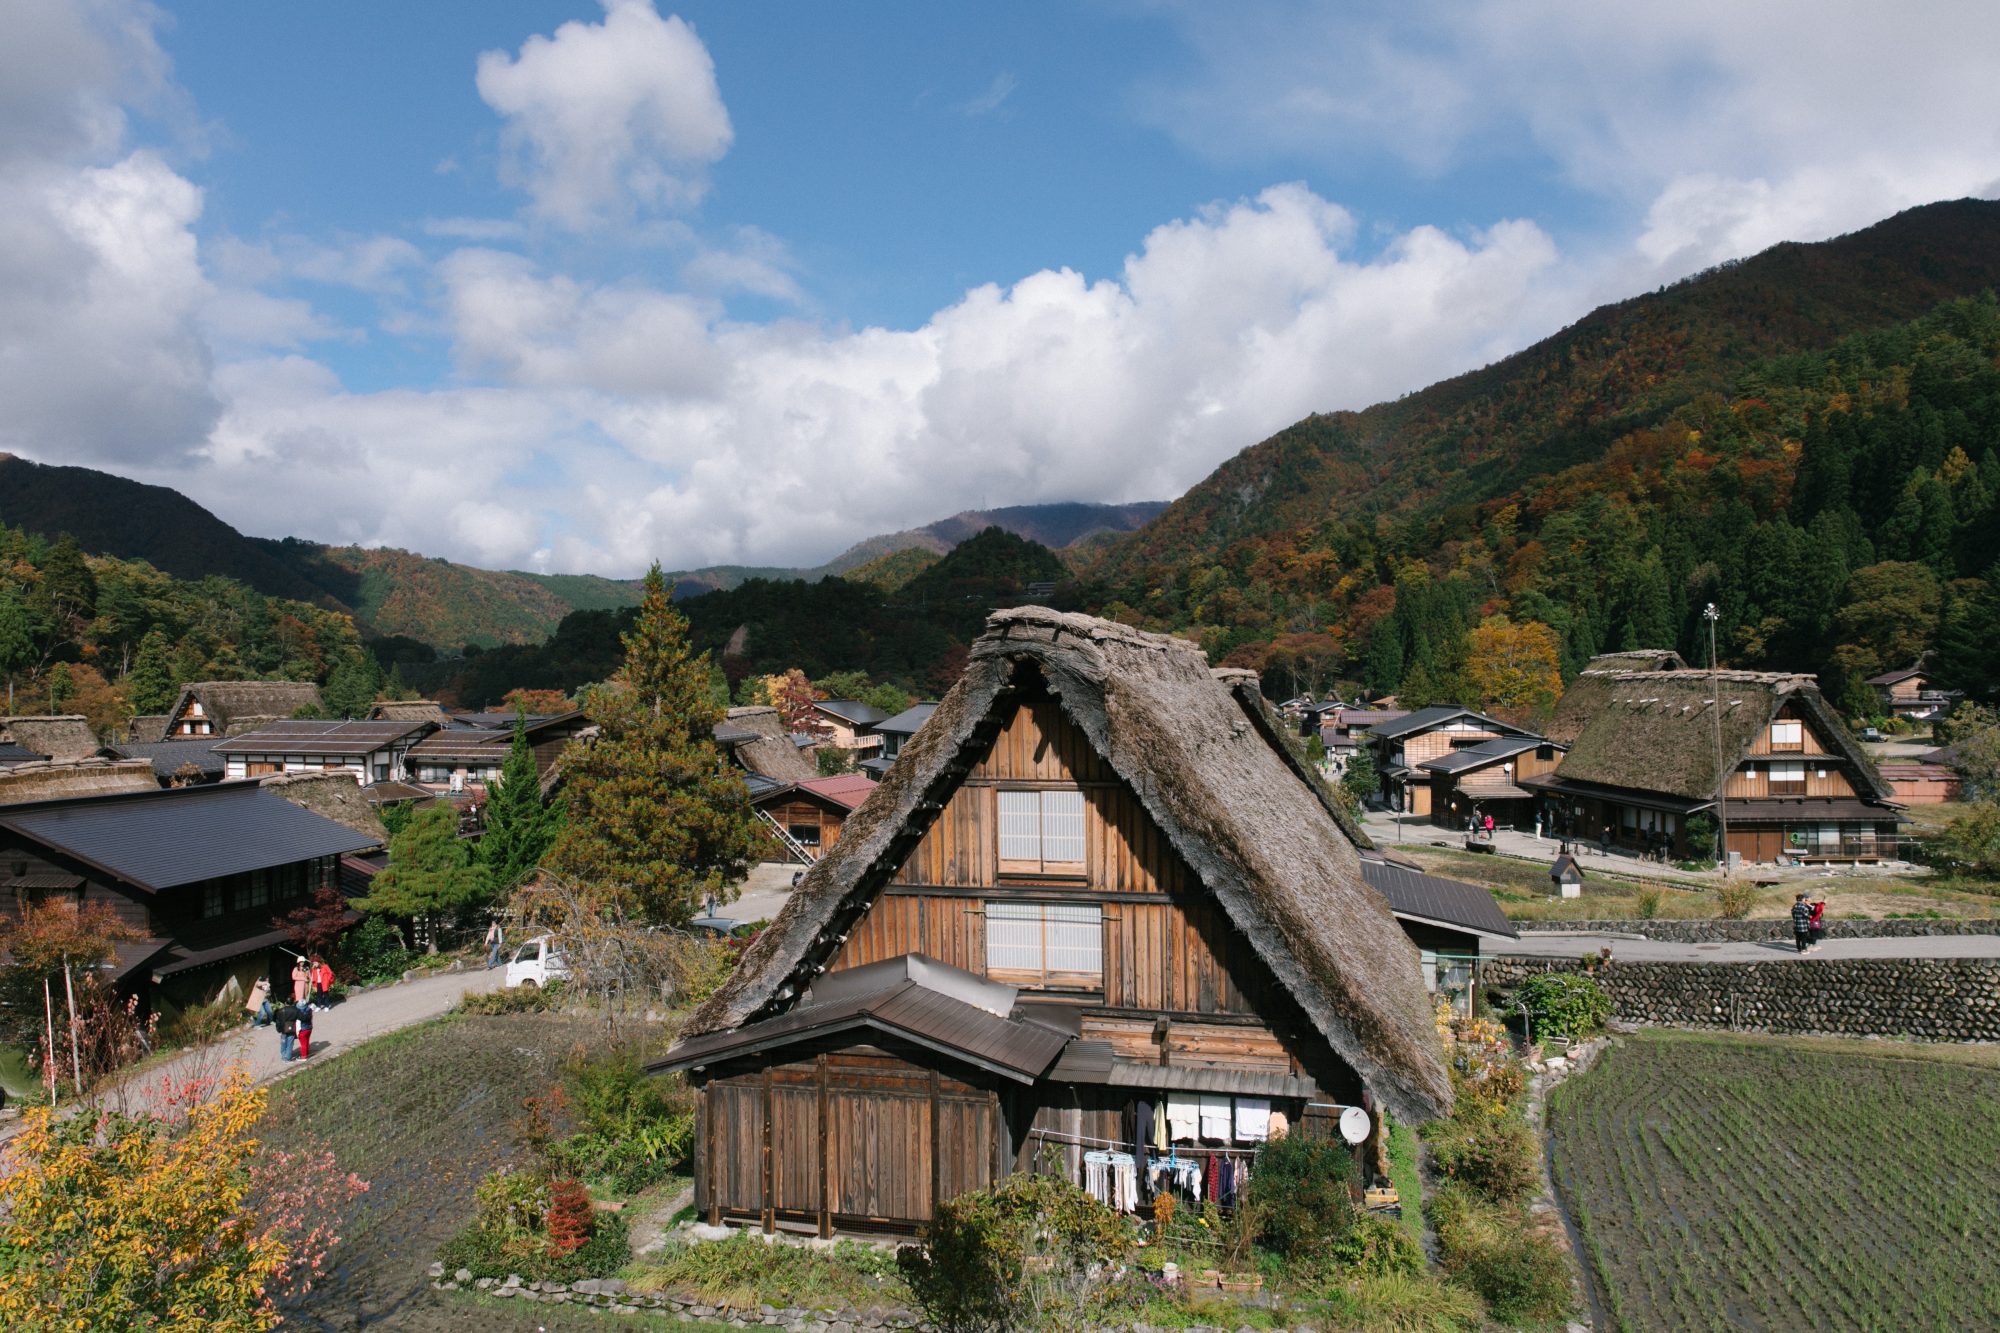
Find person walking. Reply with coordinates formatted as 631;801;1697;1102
310;954;334;1004
1790;893;1813;954
244;976;272;1027
296;1003;314;1059
485;918;505;970
274;1003;300;1062
291;955;312;1005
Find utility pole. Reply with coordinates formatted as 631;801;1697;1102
1705;603;1730;874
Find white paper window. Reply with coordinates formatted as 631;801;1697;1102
1769;761;1805;790
984;901;1102;984
1770;720;1803;749
996;789;1087;871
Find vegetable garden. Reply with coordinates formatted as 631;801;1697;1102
1547;1030;2000;1332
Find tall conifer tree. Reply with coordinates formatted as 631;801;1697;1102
548;564;756;924
356;802;485;952
476;712;565;897
123;627;176;715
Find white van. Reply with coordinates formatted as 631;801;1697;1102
503;935;570;989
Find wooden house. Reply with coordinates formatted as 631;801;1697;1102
860;702;937;777
214;719;438;784
0;783;378;1013
1542;651;1687;748
404;710;590;798
750;774;879;860
1362;707;1538;817
1876;762;1963;805
809;700;889;757
367;700;452;727
160;682;327;739
1356;853;1517;1016
1419;736;1566;833
655;610;1449;1236
1525;669;1905;863
1864;666;1961;723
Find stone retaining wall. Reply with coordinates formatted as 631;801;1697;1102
1485;957;2000;1042
1512;918;2000;943
430;1269;927;1329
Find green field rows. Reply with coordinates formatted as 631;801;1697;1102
1547;1031;2000;1333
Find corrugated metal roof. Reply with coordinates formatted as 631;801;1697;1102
798;774;877;810
213;720;431;756
654;956;1069;1082
1360;858;1518;940
408;730;511;762
1418;736;1552;774
872;703;938;735
812;700;889;727
112;737;228;780
0;783;378;893
0;741;46;766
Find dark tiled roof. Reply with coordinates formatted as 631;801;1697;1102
812;700;889;727
1864;668;1924;686
1366;705;1523;741
0;783;377;893
0;741;45;766
449;710;585;734
213;720;432;756
1418;736;1553;774
408;730;511;763
1360;857;1518;940
1723;799;1907;824
871;702;938;735
656;955;1069;1083
111;737;229;781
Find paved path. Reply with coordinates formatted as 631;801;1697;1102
1496;931;2000;963
14;965;511;1129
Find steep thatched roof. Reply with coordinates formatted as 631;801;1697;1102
368;700;451;725
684;608;1451;1123
1552;670;1892;803
260;771;388;846
0;757;158;805
1212;668;1374;851
127;715;169;744
720;705;817;783
0;716;102;762
167;681;325;735
1547;654;1688;746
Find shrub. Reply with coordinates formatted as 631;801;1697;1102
1286;1213;1426;1288
458;979;567;1015
1632;884;1663;919
342;916;411;984
1430;1184;1572;1324
1249;1131;1360;1259
548;1048;695;1196
1512;972;1611;1041
438;1166;631;1283
159;995;240;1049
1714;879;1758;920
1445;1048;1528;1119
1334;1271;1486;1332
1422;1113;1540;1205
898;1173;1132;1332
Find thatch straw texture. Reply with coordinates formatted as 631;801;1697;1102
168;681;326;734
260;770;388;845
0;715;102;762
722;705;817;783
0;758;157;805
685;608;1451;1123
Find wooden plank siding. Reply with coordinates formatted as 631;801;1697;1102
1724;763;1859;799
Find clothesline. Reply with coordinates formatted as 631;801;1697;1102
1027;1127;1264;1154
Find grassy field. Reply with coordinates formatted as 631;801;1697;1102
262;1010;625;1333
1547;1030;2000;1332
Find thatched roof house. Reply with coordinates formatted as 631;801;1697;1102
367;699;451;726
0;715;102;763
127;715;170;744
663;608;1449;1235
260;770;388;845
0;757;159;806
714;705;817;783
162;682;326;738
1528;668;1902;862
1544;651;1688;747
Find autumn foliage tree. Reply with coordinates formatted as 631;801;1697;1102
547;565;758;925
1465;616;1564;724
0;1072;366;1331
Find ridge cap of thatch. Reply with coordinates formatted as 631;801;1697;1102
683;607;1450;1123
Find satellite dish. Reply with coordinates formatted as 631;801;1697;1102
1339;1106;1372;1145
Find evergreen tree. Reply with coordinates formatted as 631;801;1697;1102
355;803;484;952
123;627;177;715
0;588;33;703
46;663;74;711
322;652;382;719
1618;548;1676;650
475;713;566;897
548;564;758;925
1341;746;1378;805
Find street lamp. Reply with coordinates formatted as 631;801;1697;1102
1704;603;1730;874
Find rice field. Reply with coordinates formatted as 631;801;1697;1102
1547;1030;2000;1332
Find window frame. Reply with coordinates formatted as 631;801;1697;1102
995;787;1088;877
983;900;1103;990
1769;719;1804;752
1767;759;1807;796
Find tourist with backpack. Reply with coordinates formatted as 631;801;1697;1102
274;1003;300;1061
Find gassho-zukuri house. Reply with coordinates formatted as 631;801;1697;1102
654;609;1450;1236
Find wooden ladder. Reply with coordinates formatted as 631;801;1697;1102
756;808;815;864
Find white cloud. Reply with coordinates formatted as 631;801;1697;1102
474;0;732;231
956;72;1018;118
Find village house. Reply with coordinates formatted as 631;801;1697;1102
1525;668;1906;863
809;699;889;757
749;774;880;862
1418;735;1568;834
656;609;1448;1236
213;718;439;784
367;699;453;726
716;706;818;785
1362;706;1540;818
1875;761;1964;805
1317;705;1408;776
0;715;104;764
157;681;327;740
860;701;937;777
0;782;379;1015
1864;664;1962;723
108;736;229;787
1356;853;1517;1016
403;710;591;798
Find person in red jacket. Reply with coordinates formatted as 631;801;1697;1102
1807;896;1828;952
310;954;335;1004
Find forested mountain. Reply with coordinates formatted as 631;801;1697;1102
437;527;1077;706
1082;199;2000;711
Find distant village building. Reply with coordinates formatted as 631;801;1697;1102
1876;761;1964;805
716;706;819;784
1362;707;1540;817
109;736;229;786
215;719;438;784
749;774;878;861
1864;665;1961;723
808;700;889;756
160;682;326;739
0;783;378;1013
0;715;103;763
861;702;937;776
1419;736;1567;833
657;610;1448;1236
366;699;453;726
0;757;159;805
403;711;589;797
1526;668;1905;863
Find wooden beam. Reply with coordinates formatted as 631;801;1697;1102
929;1067;943;1220
704;1083;720;1226
817;1054;831;1239
761;1068;775;1235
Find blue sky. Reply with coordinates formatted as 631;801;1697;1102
6;1;1999;574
